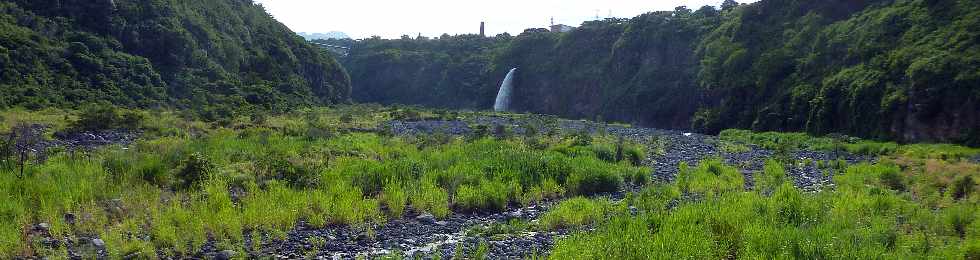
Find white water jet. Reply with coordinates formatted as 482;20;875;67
494;68;518;112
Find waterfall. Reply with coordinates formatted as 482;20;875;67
494;68;517;112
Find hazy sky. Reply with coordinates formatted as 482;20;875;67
253;0;759;39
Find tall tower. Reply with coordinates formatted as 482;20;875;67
480;22;485;37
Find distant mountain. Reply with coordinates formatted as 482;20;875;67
299;31;351;40
0;0;351;117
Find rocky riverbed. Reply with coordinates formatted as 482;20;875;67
232;204;561;259
386;116;871;193
228;115;874;259
23;116;875;259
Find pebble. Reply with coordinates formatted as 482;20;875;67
217;249;237;260
92;238;105;248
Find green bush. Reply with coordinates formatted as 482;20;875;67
771;183;811;226
454;181;508;212
540;197;619;230
175;153;214;189
630;185;680;213
951;175;976;200
382;182;407;218
678;159;744;196
413;181;450;218
565;167;622;195
0;136;12;169
878;168;906;191
944;204;975;238
70;104;145;131
257;152;320;189
756;159;786;194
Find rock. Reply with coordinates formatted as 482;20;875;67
216;249;237;260
434;221;448;226
64;213;76;225
415;213;436;224
35;223;50;232
506;210;522;220
92;238;105;248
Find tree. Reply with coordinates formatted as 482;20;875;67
674;6;692;16
721;0;739;11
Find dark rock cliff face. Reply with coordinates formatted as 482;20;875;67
0;0;351;112
344;0;978;146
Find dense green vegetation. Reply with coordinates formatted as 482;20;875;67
0;106;646;258
546;154;980;259
336;34;508;109
0;0;351;118
342;0;979;145
0;106;977;258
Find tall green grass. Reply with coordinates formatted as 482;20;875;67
720;129;979;159
0;108;648;257
549;158;980;259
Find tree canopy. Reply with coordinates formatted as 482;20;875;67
343;0;979;145
0;0;351;119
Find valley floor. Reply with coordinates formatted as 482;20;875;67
0;105;978;259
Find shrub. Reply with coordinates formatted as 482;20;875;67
623;144;645;166
590;143;616;162
382;182;407;218
412;181;450;218
469;124;491;140
756;159;786;194
454;181;508;213
966;240;980;260
175;153;214;189
540;197;619;230
0;135;12;169
621;166;650;187
630;185;681;213
878;168;906;191
845;141;898;156
138;155;171;187
681;159;744;196
71;104;144;131
454;184;482;212
339;114;354;123
572;131;592;146
951;175;975;200
257;152;319;189
771;183;810;226
391;108;422;121
493;124;512;139
945;204;975;238
566;167;622;195
540;178;565;199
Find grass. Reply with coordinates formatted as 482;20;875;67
676;158;745;197
1;106;976;258
539;197;622;230
720;129;979;159
547;156;979;259
0;106;649;257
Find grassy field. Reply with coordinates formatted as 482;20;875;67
0;105;648;258
0;105;977;258
547;134;979;259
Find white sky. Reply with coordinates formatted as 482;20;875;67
253;0;759;39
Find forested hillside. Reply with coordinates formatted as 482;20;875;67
343;0;979;146
0;0;351;118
